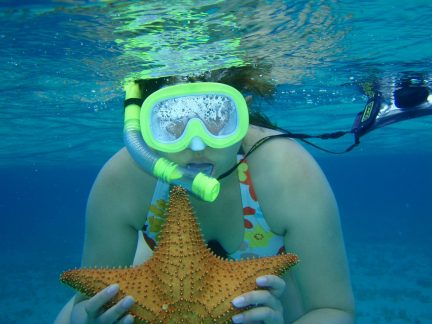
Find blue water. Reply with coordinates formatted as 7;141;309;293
1;0;431;323
1;155;431;323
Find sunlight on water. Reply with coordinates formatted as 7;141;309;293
0;0;431;166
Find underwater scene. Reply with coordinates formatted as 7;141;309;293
0;0;431;323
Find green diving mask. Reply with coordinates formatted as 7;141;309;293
140;82;249;153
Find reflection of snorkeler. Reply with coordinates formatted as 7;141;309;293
352;76;432;141
252;77;432;155
56;66;355;323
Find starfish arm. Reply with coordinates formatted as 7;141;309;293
198;254;299;320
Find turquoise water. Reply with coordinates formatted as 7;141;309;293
0;1;431;323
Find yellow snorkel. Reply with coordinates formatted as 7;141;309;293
123;82;221;202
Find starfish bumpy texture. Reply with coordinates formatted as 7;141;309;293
61;186;299;323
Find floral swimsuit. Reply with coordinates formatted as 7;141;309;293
142;155;285;260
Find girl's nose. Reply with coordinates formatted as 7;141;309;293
189;137;206;151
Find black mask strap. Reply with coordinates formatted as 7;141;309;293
124;98;144;109
217;129;358;181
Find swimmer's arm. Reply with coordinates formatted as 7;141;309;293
292;308;354;323
55;170;139;324
81;151;145;268
255;139;355;323
280;150;354;323
81;148;155;268
283;195;354;322
56;149;151;322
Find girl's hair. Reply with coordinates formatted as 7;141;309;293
135;66;278;130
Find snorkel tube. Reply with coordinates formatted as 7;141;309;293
123;83;220;202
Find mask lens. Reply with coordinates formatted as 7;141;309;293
151;94;238;142
199;94;237;136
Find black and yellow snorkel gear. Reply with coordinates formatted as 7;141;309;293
352;86;432;140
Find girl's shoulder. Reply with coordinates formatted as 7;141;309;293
101;147;156;188
90;148;157;226
243;125;317;175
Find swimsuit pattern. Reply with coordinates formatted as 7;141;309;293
142;156;285;259
230;156;286;259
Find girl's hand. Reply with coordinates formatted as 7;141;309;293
71;284;135;324
231;275;285;324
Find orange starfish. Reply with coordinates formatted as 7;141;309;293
61;186;298;323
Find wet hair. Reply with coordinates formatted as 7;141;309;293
134;66;278;130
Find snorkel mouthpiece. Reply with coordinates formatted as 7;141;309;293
192;172;220;202
153;157;220;202
123;82;220;202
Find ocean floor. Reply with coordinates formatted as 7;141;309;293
347;241;432;323
0;240;430;323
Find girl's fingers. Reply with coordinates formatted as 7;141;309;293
97;295;135;323
232;289;281;311
84;284;120;316
232;306;281;324
256;275;286;297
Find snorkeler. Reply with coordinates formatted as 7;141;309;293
56;66;355;323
